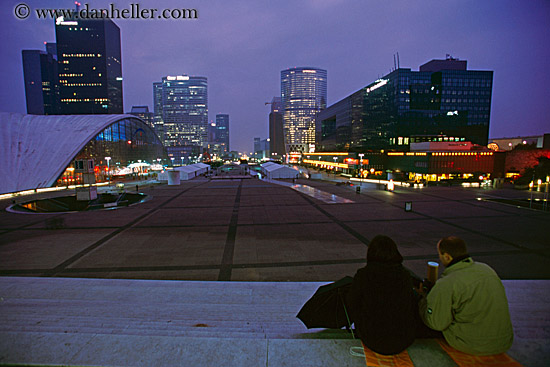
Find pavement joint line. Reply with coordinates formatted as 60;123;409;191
291;190;371;247
383;195;550;259
314;184;550;259
419;191;546;217
0;213;67;238
218;180;243;281
45;181;209;277
0;249;527;276
478;198;550;218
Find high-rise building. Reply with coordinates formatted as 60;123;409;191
268;97;284;158
152;82;164;142
317;56;493;151
209;114;229;155
253;137;270;160
128;106;154;129
22;46;60;115
154;75;208;150
281;67;327;153
55;15;122;114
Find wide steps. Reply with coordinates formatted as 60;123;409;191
0;278;341;340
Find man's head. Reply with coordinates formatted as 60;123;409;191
437;236;468;266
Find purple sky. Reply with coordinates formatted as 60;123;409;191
1;0;549;153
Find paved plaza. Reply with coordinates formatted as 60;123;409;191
0;176;549;281
1;176;549;366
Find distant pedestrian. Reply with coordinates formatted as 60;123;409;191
136;184;139;192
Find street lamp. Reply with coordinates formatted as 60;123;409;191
358;153;364;178
170;157;175;166
181;157;184;166
333;156;338;177
105;156;111;185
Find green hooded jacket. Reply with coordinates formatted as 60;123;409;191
419;257;513;355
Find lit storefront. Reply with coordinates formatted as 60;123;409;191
300;150;503;183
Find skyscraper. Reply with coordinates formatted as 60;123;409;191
55;15;122;114
128;106;154;129
152;82;164;142
281;67;327;153
154;75;208;149
268;97;284;158
317;56;493;151
209;114;230;155
22;46;59;115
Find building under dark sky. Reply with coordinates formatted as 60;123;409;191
317;57;493;152
55;16;122;114
211;114;230;155
128;105;154;130
154;75;208;149
21;47;59;115
281;67;327;153
268;97;284;158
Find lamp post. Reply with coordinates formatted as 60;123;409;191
333;156;338;177
358;153;364;178
105;156;111;186
170;157;175;167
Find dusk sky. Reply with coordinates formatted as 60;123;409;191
1;0;549;153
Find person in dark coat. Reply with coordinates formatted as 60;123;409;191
347;235;418;355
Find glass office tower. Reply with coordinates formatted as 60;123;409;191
55;16;123;114
22;48;60;115
317;57;493;151
213;114;230;154
268;97;284;158
281;67;327;153
155;75;208;149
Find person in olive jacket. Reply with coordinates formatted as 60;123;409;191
347;235;419;355
418;236;514;355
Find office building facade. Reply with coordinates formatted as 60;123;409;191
128;106;154;129
281;67;327;153
317;57;493;152
55;16;123;114
22;47;60;115
153;75;208;152
209;114;230;156
268;97;284;158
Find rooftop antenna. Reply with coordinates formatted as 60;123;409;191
397;52;400;68
393;54;397;71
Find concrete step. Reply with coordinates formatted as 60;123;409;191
1;277;549;367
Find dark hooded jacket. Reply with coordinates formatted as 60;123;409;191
347;262;417;355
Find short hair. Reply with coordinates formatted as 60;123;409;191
367;235;403;264
438;236;468;258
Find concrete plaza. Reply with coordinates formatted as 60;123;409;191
1;176;549;281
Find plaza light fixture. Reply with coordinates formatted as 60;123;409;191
105;156;111;185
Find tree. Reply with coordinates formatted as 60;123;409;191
516;156;550;185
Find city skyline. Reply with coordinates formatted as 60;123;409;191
1;0;549;153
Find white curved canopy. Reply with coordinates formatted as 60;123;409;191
0;112;145;194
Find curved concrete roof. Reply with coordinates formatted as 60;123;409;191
0;112;150;194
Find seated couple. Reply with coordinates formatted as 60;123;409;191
346;235;514;356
